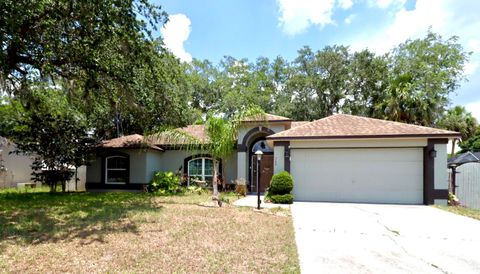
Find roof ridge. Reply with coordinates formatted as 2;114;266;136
335;114;458;133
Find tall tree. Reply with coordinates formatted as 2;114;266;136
1;0;167;97
343;50;389;117
287;45;350;121
1;88;95;192
378;31;469;126
438;106;478;155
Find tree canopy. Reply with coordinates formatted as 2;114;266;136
0;0;475;190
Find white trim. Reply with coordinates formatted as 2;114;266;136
105;156;128;184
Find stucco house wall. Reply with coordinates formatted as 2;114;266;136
86;149;150;186
0;142;35;188
236;123;288;183
86;148;237;188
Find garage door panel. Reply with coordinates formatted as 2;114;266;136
290;148;423;204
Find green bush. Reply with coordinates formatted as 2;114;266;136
270;194;294;204
268;171;293;195
147;171;180;194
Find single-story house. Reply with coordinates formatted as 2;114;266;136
0;137;87;190
86;114;460;205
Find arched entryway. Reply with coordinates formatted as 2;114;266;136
241;126;275;192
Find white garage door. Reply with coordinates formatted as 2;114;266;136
290;148;423;204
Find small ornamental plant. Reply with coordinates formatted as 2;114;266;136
148;171;180;194
267;171;294;204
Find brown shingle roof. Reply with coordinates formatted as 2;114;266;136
291;121;309;128
268;114;460;140
242;113;292;122
100;134;163;151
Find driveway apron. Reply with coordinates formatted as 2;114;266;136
291;202;480;274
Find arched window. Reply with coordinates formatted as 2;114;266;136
105;156;128;184
251;139;273;153
188;157;214;185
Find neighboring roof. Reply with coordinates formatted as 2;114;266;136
242;113;292;123
448;151;480;167
268;114;461;140
99;134;163;151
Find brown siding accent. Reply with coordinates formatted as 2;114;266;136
423;138;449;205
274;141;291;173
237;144;247;152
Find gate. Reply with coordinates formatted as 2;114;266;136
455;163;480;209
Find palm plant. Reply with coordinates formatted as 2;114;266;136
438;106;478;156
149;107;264;200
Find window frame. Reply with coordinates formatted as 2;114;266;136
187;157;215;185
105;155;129;185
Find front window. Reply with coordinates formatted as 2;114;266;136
105;156;128;184
188;157;214;185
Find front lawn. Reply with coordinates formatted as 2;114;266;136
0;188;299;273
435;205;480;221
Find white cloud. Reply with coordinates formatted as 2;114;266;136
339;0;354;9
348;0;480;77
369;0;406;9
344;14;355;24
160;14;192;62
465;101;480;121
276;0;336;36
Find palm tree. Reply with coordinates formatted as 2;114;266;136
150;108;264;200
438;106;478;156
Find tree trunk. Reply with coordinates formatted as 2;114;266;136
451;138;456;157
212;160;219;200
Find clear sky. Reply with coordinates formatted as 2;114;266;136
154;0;480;119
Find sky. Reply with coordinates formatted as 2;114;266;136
154;0;480;120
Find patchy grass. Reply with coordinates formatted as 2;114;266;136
435;205;480;221
0;188;299;273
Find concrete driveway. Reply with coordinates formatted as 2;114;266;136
291;202;480;274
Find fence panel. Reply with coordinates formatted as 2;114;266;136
456;163;480;209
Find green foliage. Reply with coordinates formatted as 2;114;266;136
186;31;468;126
268;171;294;195
377;31;469;126
270;194;294;204
438;106;477;140
148;171;181;194
183;185;207;195
1;0;166;95
218;191;238;204
2;88;95;192
460;130;480;152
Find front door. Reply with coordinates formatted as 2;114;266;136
251;155;274;192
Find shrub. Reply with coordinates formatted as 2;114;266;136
148;171;180;194
268;171;293;195
270;194;294;204
184;185;206;195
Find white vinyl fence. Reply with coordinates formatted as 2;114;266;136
452;163;480;209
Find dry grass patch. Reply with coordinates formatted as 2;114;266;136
0;189;299;273
435;205;480;221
